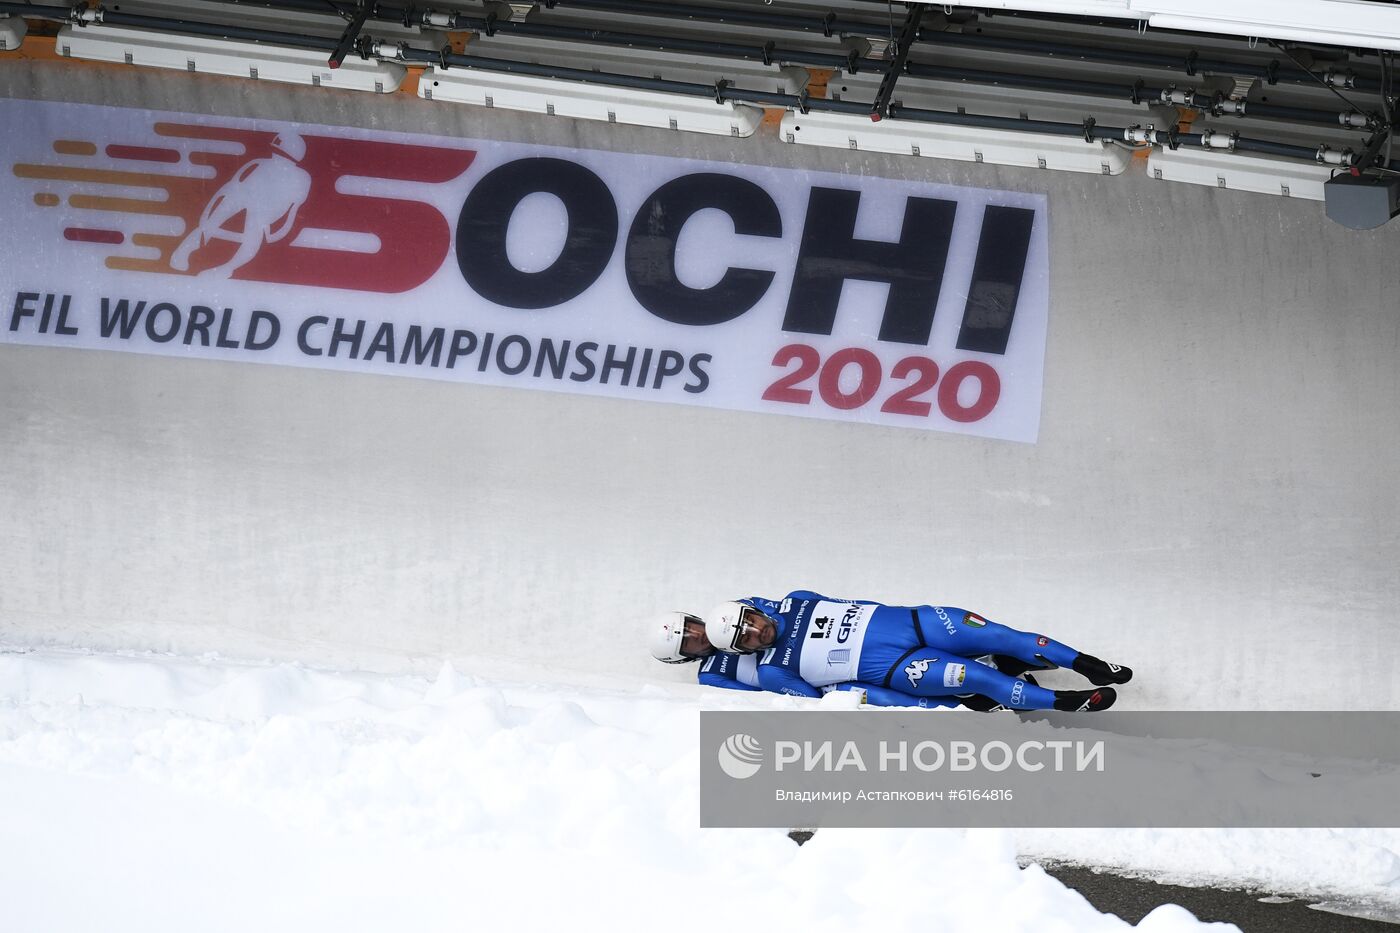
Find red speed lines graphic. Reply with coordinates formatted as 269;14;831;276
762;344;1001;422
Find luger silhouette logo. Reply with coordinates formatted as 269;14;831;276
718;733;764;780
13;120;475;293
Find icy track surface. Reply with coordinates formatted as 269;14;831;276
2;649;1397;933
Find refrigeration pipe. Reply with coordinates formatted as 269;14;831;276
24;4;346;52
542;0;901;39
212;0;1388;103
903;62;1374;131
6;1;1393;174
0;2;89;18
422;12;867;74
212;0;886;73
220;0;1377;130
1132;81;1379;129
919;28;1386;94
382;40;850;111
403;40;1395;170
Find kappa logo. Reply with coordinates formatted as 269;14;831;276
905;657;936;688
13;121;475;293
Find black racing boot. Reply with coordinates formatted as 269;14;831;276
1052;687;1117;712
1071;654;1133;686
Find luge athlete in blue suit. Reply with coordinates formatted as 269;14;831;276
704;592;1131;711
647;611;1019;710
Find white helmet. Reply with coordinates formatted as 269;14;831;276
270;131;307;163
648;611;707;664
706;600;758;654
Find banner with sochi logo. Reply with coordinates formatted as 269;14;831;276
0;99;1050;441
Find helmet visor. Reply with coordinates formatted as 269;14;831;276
678;614;713;659
731;606;772;653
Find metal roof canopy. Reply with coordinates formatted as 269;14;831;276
3;0;1398;223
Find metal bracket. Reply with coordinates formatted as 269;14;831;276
870;4;924;122
329;1;371;70
69;4;101;26
1082;116;1097;144
1351;125;1393;171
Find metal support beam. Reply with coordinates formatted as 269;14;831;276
328;0;370;69
870;4;922;122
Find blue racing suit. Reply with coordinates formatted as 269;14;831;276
696;649;957;708
697;652;762;691
740;591;1078;711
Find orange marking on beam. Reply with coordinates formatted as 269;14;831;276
53;140;97;156
12;34;64;62
34;193;60;207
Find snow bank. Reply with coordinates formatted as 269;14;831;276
0;647;1264;933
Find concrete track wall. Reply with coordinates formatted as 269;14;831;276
2;60;1397;708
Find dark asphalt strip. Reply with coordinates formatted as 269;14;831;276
1037;863;1400;932
787;833;1397;930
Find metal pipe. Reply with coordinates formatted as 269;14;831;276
904;61;1127;99
0;2;83;17
1235;136;1335;161
888;103;1109;139
6;0;1375;175
97;10;341;50
401;45;719;97
441;14;865;74
918;29;1381;93
921;30;1261;76
545;0;893;39
905;63;1360;132
221;0;886;73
